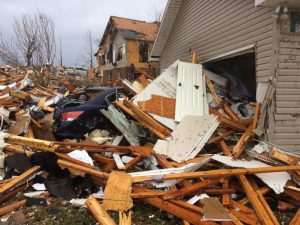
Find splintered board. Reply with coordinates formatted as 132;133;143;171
102;171;133;211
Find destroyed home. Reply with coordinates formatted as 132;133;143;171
0;1;300;225
95;16;160;86
151;0;300;154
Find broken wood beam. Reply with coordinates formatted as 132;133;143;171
0;199;27;216
0;166;40;195
57;159;109;179
220;140;233;157
290;208;300;225
162;178;226;200
132;165;300;183
208;130;235;144
86;195;116;225
222;179;230;206
5;134;59;152
238;174;276;225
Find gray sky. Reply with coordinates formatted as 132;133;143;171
1;0;168;66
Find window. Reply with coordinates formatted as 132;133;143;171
139;42;149;63
290;12;300;33
105;44;113;64
107;72;112;80
116;44;125;62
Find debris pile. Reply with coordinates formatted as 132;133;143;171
0;59;299;225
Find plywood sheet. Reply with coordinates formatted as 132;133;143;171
138;94;175;119
175;62;208;122
103;171;133;211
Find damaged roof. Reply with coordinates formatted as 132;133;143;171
99;16;160;46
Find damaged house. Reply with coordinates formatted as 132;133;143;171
151;0;300;154
96;16;159;86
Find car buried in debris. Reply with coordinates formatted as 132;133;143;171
53;87;128;140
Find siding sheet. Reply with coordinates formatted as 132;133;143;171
159;0;273;82
274;33;300;155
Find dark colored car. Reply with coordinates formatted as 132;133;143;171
53;87;126;140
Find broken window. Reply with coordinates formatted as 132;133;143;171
107;72;112;80
290;11;300;33
105;43;113;64
116;44;125;62
139;41;149;63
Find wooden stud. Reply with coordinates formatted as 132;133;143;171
0;199;26;216
238;175;275;225
220;140;233;157
86;195;116;225
222;179;230;206
0;166;40;195
208;130;235;144
290;208;300;225
132;165;300;183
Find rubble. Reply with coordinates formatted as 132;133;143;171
0;59;298;225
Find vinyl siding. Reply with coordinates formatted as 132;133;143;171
273;20;300;154
159;0;274;82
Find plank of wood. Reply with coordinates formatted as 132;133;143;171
232;126;253;159
222;179;230;206
6;134;59;152
238;175;275;225
162;178;225;200
256;190;280;225
0;166;40;195
103;171;133;211
220;140;233;157
57;159;109;179
144;197;217;225
208;130;235;144
125;155;143;170
289;208;300;225
202;197;231;221
253;103;261;129
269;149;297;164
239;186;270;205
132;165;300;183
0;199;26;216
86;195;116;225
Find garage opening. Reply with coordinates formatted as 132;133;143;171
204;52;256;102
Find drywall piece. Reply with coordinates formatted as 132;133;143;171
202;197;231;221
103;171;133;211
133;60;179;130
113;154;126;170
123;79;140;94
211;154;291;194
101;105;146;146
175;62;208;122
187;194;209;204
112;135;124;146
129;157;210;188
204;70;228;87
154;115;219;163
68;150;94;166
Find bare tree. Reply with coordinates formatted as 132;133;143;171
0;33;20;67
59;38;63;66
153;5;163;22
81;30;95;67
0;10;56;68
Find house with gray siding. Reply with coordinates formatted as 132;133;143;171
151;0;300;154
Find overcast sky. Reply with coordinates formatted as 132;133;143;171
1;0;168;66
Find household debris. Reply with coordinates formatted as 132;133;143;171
0;59;299;225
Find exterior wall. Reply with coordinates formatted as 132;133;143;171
159;0;274;82
102;67;153;86
273;11;300;154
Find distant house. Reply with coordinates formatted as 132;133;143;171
151;0;300;154
96;16;160;86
